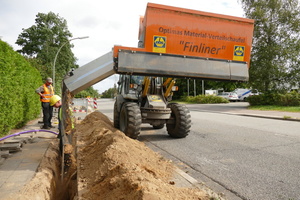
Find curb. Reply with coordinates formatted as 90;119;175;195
189;109;300;122
173;167;225;200
223;112;300;122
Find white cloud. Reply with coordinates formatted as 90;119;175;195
0;0;245;93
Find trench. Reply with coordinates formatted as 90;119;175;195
12;140;77;200
12;111;218;200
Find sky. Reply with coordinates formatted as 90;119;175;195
0;0;245;93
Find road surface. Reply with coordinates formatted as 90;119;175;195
74;99;300;200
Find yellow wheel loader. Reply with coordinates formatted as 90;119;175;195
64;3;254;139
114;75;191;138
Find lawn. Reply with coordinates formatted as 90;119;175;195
249;105;300;112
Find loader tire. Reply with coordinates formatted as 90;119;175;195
166;103;191;138
113;101;120;129
119;102;142;139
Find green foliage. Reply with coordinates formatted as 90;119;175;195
277;91;300;106
205;80;249;93
172;78;249;100
247;91;300;106
180;95;229;104
247;93;278;105
101;87;118;98
0;41;42;136
15;12;77;92
240;0;300;92
74;86;100;98
249;105;300;112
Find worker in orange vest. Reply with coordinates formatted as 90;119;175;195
36;77;54;129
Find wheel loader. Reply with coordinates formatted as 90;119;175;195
113;75;191;139
63;3;254;139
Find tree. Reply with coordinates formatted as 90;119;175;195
16;12;77;92
74;87;101;98
101;85;118;98
172;78;248;99
239;0;300;93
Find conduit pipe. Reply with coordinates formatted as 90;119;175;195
0;129;58;142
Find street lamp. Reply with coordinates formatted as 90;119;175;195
52;36;89;90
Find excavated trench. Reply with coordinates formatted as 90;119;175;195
12;111;215;200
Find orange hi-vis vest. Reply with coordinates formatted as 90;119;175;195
41;84;54;102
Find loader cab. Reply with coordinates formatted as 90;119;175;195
118;75;165;97
117;75;145;100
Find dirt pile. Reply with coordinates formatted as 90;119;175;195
6;110;212;200
75;111;210;199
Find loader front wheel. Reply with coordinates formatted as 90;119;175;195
119;102;142;139
166;103;191;138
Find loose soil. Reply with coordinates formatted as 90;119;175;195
10;111;213;199
75;111;210;200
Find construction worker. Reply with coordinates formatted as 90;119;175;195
50;95;74;154
50;95;63;153
50;95;62;108
36;77;54;129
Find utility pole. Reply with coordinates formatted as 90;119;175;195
194;79;196;96
187;79;189;96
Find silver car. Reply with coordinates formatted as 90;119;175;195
218;92;239;102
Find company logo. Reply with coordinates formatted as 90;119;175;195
233;45;245;61
153;36;166;53
148;95;162;102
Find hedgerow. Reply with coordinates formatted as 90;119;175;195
0;41;42;136
181;95;229;104
247;91;300;106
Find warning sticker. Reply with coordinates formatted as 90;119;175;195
148;95;163;102
233;45;245;61
153;36;166;53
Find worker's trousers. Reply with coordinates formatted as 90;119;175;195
41;102;53;127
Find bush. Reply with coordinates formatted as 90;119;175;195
247;92;300;106
0;41;42;136
181;95;229;104
277;91;300;106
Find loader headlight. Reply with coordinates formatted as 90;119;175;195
172;86;178;91
130;83;138;89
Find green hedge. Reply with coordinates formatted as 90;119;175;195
181;95;229;104
0;41;42;136
247;91;300;106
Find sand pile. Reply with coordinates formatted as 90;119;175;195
7;111;212;200
75;111;209;199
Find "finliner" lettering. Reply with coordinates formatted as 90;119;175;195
181;41;225;55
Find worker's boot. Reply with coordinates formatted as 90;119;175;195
40;125;50;129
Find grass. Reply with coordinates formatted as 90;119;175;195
249;105;300;112
283;116;292;120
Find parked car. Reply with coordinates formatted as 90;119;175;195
250;89;262;96
232;88;261;101
217;92;239;102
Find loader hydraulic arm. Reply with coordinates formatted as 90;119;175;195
142;77;150;98
164;78;176;98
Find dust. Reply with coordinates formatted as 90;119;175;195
75;111;210;200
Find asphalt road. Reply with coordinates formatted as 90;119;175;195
74;99;300;200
